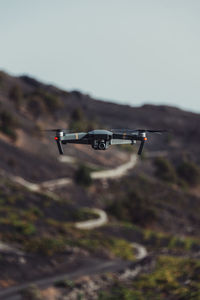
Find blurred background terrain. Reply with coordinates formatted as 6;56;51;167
0;1;200;299
0;71;200;299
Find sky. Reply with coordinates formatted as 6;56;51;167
0;0;200;112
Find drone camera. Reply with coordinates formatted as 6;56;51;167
98;142;106;150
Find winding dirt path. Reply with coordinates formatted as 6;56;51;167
0;153;140;251
131;242;148;260
0;242;24;256
0;152;149;299
75;208;108;230
1;153;141;252
91;153;137;180
7;153;137;192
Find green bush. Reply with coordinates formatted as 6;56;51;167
9;85;23;108
27;90;63;116
74;164;92;186
27;95;47;118
98;284;142;300
71;108;84;122
107;191;156;226
70;108;97;131
24;237;66;256
13;220;36;236
0;110;19;140
168;237;185;249
99;256;200;299
154;157;177;183
132;256;200;299
20;284;42;300
29;206;44;217
72;209;99;221
43;93;62;113
177;161;200;186
54;279;75;288
76;234;135;260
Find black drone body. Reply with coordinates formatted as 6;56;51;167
49;128;166;155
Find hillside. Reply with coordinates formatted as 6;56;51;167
1;70;200;164
0;70;200;299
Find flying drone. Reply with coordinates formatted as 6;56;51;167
46;128;166;155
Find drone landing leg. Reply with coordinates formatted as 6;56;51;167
56;140;64;155
138;141;145;155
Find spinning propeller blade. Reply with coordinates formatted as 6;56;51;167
137;129;167;134
111;129;167;134
44;129;62;132
44;129;71;133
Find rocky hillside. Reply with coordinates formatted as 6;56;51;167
0;70;200;299
1;70;200;167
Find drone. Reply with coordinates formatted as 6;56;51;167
46;128;166;155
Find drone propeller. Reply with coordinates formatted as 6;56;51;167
112;128;168;155
134;129;167;134
111;129;167;134
44;129;62;132
44;129;71;133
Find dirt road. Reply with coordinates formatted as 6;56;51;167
91;154;137;180
0;152;149;300
7;153;137;192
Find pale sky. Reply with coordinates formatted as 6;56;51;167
0;0;200;112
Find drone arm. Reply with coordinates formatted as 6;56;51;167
112;133;137;140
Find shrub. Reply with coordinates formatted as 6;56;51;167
24;238;66;256
98;284;141;300
29;206;43;217
133;256;200;298
108;238;135;261
54;279;75;288
76;234;135;260
71;108;84;121
74;164;92;186
0;110;19;140
9;85;23;108
108;191;156;226
43;93;62;113
20;284;42;300
177;161;200;186
13;220;36;236
168;237;185;249
154;157;177;183
72;209;99;221
27;95;47;118
70;108;97;131
27;90;63;116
